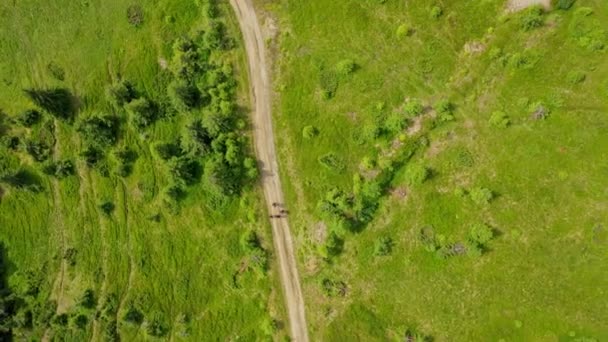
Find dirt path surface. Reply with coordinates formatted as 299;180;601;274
228;0;309;340
507;0;550;11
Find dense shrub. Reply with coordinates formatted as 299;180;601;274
100;201;115;216
127;4;144;27
520;7;544;31
181;119;212;156
106;80;136;107
122;306;144;325
318;152;344;171
374;236;393;256
489;111;510;128
126;97;157;129
335;59;356;76
243;157;258;179
25;140;50;162
80;146;103;167
319;231;343;259
320;278;347;297
396;23;413;38
168;79;200;112
556;0;575;10
167;156;200;185
18;109;41;127
404;99;424;117
79;289;96;309
469;187;493;205
469;223;494;245
404;163;429;186
430;6;443;19
42;160;75;178
77;115;119;146
384;112;407;134
144;313;168;337
302;125;319;139
114;147;137;177
23;88;74;120
240;230;261;252
567;70;586;84
319;70;338;99
153;141;182;160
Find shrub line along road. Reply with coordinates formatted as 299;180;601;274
228;0;310;341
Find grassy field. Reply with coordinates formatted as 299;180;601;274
262;0;608;340
0;0;285;340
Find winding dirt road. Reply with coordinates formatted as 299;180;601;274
228;0;309;340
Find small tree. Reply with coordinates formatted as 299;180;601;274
469;187;493;205
18;109;42;127
430;6;443;19
404;99;424;117
374;236;393;256
79;289;96;309
520;7;544;31
404;163;429;186
302;125;319;139
77;115;119;146
126;98;157;129
168;79;200;112
106;80;136;107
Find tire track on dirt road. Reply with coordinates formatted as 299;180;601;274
228;1;309;340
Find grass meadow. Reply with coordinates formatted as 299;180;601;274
262;0;608;340
0;0;285;340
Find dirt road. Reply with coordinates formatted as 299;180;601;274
228;0;309;341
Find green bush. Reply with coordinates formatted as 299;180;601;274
335;59;357;77
122;305;144;325
168;79;200;112
404;99;424;117
404;163;429;186
566;70;586;84
520;7;544;31
126;97;157;129
430;6;443;19
18;109;41;127
319;70;338;99
489;111;510;128
568;7;606;51
318;152;344;171
556;0;575;10
374;236;393;256
42;159;75;178
302;125;318;139
469;187;493;205
100;201;115;216
25;140;50;162
79;289;96;309
319;231;343;259
106;80;136;107
396;24;413;38
384;112;407;134
469;223;494;245
127;4;144;27
77;115;119;146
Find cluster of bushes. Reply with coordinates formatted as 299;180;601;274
240;229;268;274
418;223;495;259
568;7;606;52
42;160;75;178
320;278;347;297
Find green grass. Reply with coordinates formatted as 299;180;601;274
0;0;285;340
267;0;608;340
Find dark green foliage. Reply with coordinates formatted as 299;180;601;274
520;7;544;31
42;159;75;178
127;4;144;27
374;236;393;256
167;156;200;185
123;305;144;325
71;314;88;329
319;231;343;259
467;223;495;257
318;152;344;171
77;115;119;146
100;201;115;215
80;146;104;167
243;157;258;179
0;168;42;192
205;21;230;50
240;230;261;252
168;79;200;112
181;119;213;156
51;313;68;327
64;248;77;266
23;88;74;120
18;109;42;127
104;319;119;341
126;97;157;129
114;147;137;177
79;289;96;309
556;0;575;10
1;136;20;150
144;313;168;337
153;141;183;160
319;69;338;99
106;80;137;107
321;278;347;297
25;140;50;162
